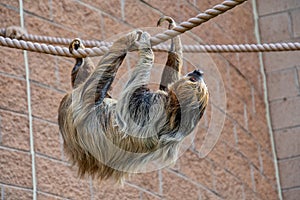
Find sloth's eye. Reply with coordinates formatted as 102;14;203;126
189;77;197;82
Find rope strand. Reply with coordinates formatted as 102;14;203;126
1;0;300;57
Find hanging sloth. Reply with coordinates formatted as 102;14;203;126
58;16;209;182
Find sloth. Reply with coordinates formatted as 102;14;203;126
4;26;27;39
58;16;209;182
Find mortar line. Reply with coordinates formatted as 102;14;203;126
1;185;4;200
19;1;37;199
252;1;282;199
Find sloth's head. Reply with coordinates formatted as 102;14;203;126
169;69;209;114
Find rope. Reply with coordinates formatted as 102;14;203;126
0;0;248;57
0;36;109;57
0;0;246;47
1;0;300;57
0;28;110;47
1;36;300;58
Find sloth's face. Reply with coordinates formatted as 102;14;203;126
169;69;209;109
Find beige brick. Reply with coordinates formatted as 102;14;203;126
279;157;300;189
206;141;227;166
219;118;236;146
23;0;51;19
228;65;252;102
175;1;199;24
161;170;199;200
257;0;300;16
225;145;253;188
213;165;244;200
267;68;299;101
192;21;234;46
0;149;32;187
30;83;64;123
0;4;20;26
0;0;19;8
50;0;103;39
274;126;300;159
247;91;272;153
33;118;61;159
208;53;231;88
283;188;300;200
92;181;141;200
215;2;256;44
102;14;131;39
24;14;78;39
199;188;222;200
0;110;30;151
237;53;262;93
194;125;209;151
124;1;161;28
291;8;300;38
243;186;260;200
248;113;272;153
222;53;240;79
3;186;33;200
253;168;279;200
28;52;57;88
81;0;122;18
298;66;300;89
270;97;300;130
179;150;214;188
259;13;291;43
0;47;25;78
143;0;198;23
37;192;65;200
36;156;90;199
0;75;28;114
186;0;221;12
141;192;161;200
236;126;260;168
252;89;266;120
226;91;247;129
56;57;73;92
261;150;276;186
263;52;300;72
127;171;160;194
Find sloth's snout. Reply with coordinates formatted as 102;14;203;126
187;69;204;82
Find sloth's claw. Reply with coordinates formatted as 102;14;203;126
69;38;84;54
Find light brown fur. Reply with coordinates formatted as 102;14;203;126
58;17;209;182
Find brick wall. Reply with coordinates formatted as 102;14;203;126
257;0;300;199
0;0;279;199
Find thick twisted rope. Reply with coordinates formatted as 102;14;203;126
0;29;110;47
0;36;109;57
0;0;249;57
1;0;245;47
1;36;300;57
1;0;299;56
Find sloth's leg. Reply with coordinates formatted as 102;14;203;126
116;32;155;129
122;32;153;93
69;39;95;88
77;31;141;106
158;17;183;92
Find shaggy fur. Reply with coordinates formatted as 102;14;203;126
58;17;209;182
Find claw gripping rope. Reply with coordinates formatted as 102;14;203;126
0;0;299;57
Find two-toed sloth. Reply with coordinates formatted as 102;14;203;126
58;16;209;182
